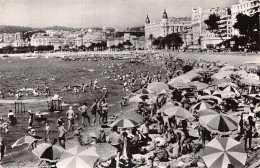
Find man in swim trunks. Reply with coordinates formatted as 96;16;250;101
66;106;75;132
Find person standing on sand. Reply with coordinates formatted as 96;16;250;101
58;122;67;149
66;106;75;132
45;122;51;142
101;99;109;124
0;137;6;161
78;102;90;127
91;99;98;125
96;99;101;124
56;116;64;126
28;110;34;127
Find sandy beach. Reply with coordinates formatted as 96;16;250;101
0;51;260;168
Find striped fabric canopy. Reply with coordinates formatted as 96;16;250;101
191;101;213;111
199;109;238;134
56;145;99;168
203;137;247;168
95;143;118;161
32;143;64;162
110;118;139;128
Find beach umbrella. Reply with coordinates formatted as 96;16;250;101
168;81;190;89
211;77;232;85
220;91;237;99
160;101;182;112
11;135;36;148
218;82;238;88
199;109;238;134
135;88;155;95
212;71;233;80
162;106;194;121
212;90;221;98
110;118;139;128
199;95;222;104
147;82;169;94
203;89;214;96
129;95;143;103
56;145;99;168
191;101;213;111
223;86;240;96
117;111;143;123
240;78;260;85
188;81;208;90
158;89;171;95
219;65;236;71
32;143;65;162
203;137;247;168
95;143;118;161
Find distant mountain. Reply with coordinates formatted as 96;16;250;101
0;25;80;34
0;25;34;33
40;26;80;31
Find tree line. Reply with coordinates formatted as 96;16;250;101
150;33;184;50
204;12;259;51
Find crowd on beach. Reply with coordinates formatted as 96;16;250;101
1;53;260;168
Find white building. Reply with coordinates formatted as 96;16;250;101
231;0;260;35
145;10;192;47
192;7;232;49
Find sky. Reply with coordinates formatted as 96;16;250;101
0;0;238;28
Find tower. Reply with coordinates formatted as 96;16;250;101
145;15;150;24
162;9;168;20
162;9;168;37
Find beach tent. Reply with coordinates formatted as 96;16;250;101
199;109;238;134
203;137;246;168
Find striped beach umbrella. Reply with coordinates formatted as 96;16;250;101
11;135;36;148
223;86;240;96
56;145;99;168
191;101;213;111
32;143;64;162
135;88;155;95
95;143;118;161
162;106;194;121
203;137;247;168
110;118;139;128
199;109;238;134
160;101;182;112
